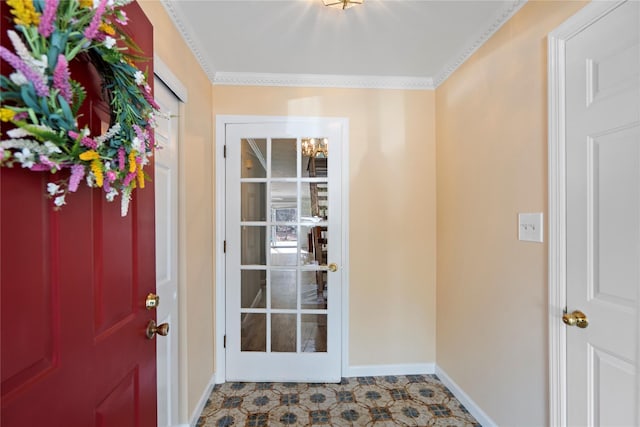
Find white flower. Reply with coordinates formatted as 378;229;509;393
131;136;142;152
6;128;31;138
82;127;90;137
86;173;95;187
54;195;66;207
14;148;34;168
44;141;62;154
134;70;145;85
104;36;116;49
9;72;28;86
47;182;61;195
106;189;118;202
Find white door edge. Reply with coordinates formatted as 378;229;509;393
547;2;629;425
154;66;188;425
214;115;350;383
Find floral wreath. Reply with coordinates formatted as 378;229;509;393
0;0;161;216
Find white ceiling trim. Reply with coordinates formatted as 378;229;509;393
213;72;434;90
432;0;527;87
161;0;527;91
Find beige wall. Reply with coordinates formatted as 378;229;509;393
138;2;215;422
213;86;437;366
435;1;586;425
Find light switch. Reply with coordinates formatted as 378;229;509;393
518;213;543;243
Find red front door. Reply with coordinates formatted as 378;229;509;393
0;3;157;426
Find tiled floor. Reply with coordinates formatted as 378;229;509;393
196;375;480;426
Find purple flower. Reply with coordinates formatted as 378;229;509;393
53;54;72;102
38;154;59;169
142;87;161;111
68;130;97;149
122;171;136;186
38;0;59;37
69;164;85;192
84;0;108;41
118;147;125;170
0;46;49;97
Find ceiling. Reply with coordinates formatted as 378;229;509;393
161;0;525;89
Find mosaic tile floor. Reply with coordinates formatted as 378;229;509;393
196;375;480;426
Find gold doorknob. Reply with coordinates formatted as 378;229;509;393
145;293;160;310
562;310;588;328
146;320;170;339
326;263;338;272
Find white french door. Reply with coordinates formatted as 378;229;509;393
224;119;345;382
562;1;640;425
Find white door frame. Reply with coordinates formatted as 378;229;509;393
547;2;628;425
154;55;188;425
215;115;350;383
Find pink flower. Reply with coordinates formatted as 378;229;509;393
69;164;85;192
84;0;108;41
38;0;59;37
68;130;97;149
53;55;72;102
123;172;136;186
0;46;49;97
118;147;125;170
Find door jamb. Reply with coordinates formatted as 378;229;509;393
214;115;350;384
547;2;627;425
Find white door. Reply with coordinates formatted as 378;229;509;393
154;78;180;426
225;120;344;382
565;1;640;425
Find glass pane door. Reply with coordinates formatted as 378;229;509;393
225;121;343;382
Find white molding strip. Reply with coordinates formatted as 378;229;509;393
159;0;216;82
346;363;435;378
547;2;627;426
435;366;497;427
432;0;526;87
213;72;434;91
189;373;216;427
157;0;525;90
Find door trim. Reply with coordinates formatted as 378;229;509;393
215;115;350;383
547;2;627;425
154;55;189;425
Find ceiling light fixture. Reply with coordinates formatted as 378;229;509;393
322;0;364;10
302;138;329;158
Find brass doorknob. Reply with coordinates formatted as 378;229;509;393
146;320;170;339
327;263;338;272
562;310;588;328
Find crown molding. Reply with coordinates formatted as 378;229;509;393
159;0;217;82
213;72;434;90
161;0;526;90
431;0;527;87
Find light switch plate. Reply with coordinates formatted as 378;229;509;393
518;213;543;242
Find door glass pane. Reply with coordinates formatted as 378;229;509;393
272;139;297;178
241;138;266;178
270;226;297;266
301;270;327;309
301;138;328;178
241;183;266;221
242;226;266;265
271;314;296;352
241;270;265;309
271;270;297;309
302;314;327;352
271;182;297;216
301;181;328;221
241;313;266;352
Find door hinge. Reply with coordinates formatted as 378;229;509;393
223;240;226;253
223;145;226;158
223;335;226;348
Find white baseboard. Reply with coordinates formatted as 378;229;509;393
435;365;497;427
346;363;435;378
189;373;217;427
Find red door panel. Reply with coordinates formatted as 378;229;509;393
1;3;157;426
